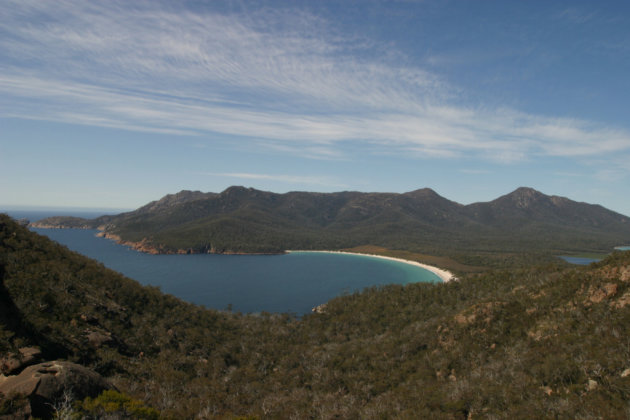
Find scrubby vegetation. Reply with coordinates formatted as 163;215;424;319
73;390;161;419
4;214;630;418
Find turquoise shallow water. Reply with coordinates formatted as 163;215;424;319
11;210;440;314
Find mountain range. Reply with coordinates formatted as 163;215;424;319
32;186;630;263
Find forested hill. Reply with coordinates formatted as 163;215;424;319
4;214;630;418
32;186;630;259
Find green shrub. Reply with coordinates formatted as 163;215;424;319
77;390;160;420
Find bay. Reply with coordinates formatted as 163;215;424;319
3;209;440;314
30;228;439;315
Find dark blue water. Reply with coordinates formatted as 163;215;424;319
30;229;439;314
4;208;440;314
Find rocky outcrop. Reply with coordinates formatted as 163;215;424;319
0;361;114;419
96;232;164;254
454;302;503;326
312;303;327;314
95;231;285;255
0;347;42;376
586;283;618;305
85;330;114;348
613;290;630;309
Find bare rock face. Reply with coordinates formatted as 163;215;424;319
586;283;618;305
0;347;43;375
312;303;327;314
86;330;114;348
0;361;114;419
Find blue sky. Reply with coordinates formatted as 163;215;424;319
1;0;630;216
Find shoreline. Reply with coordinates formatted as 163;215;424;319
29;225;455;281
286;250;456;283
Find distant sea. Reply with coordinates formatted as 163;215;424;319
3;208;440;315
3;208;125;223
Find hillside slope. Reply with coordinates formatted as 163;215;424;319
4;214;630;418
32;187;630;260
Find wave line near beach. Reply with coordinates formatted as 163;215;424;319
286;250;456;283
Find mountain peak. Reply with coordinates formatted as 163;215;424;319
137;190;212;213
222;185;249;193
221;186;263;196
404;188;440;199
406;187;437;194
510;186;543;197
498;187;546;209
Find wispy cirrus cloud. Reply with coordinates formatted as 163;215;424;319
1;0;629;165
558;8;596;24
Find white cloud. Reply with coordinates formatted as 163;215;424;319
1;0;629;166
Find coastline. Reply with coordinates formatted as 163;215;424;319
286;250;456;283
30;225;285;256
29;225;457;280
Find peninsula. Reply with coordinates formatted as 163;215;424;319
31;186;630;269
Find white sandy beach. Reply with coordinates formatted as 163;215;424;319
286;250;456;283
